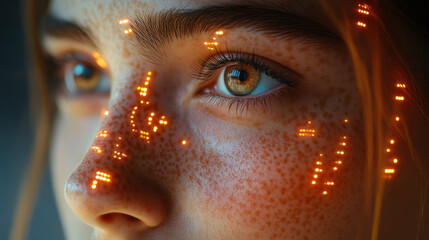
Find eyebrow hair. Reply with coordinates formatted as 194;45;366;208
131;3;343;62
41;14;96;48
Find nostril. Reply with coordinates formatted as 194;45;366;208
99;213;144;225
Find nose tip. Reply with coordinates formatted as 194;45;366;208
65;160;170;235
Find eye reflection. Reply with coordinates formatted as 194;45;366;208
216;63;282;97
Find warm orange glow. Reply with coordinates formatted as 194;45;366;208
358;3;369;9
336;151;345;155
181;140;187;145
311;180;316;185
395;116;400;121
340;142;346;146
344;119;349;123
104;110;109;116
91;171;112;189
333;167;338;171
298;129;316;137
386;148;391;153
396;83;406;88
395;96;405;101
93;52;107;68
124;28;133;34
336;160;342;164
97;130;108;138
393;158;398;164
384;168;395;174
323;191;328;195
316;161;321;165
119;19;129;24
357;21;367;27
390;139;395;144
313;174;318;178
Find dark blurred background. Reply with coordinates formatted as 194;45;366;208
0;1;64;239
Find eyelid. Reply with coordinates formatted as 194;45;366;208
193;49;301;88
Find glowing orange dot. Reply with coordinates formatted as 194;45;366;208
395;116;400;121
393;158;398;164
323;191;327;195
386;148;391;153
311;181;316;184
181;140;187;145
333;167;338;171
390;139;395;144
314;174;318;178
104;110;109;116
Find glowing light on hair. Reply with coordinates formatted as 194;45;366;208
395;96;405;101
91;171;111;189
356;3;370;28
97;130;108;138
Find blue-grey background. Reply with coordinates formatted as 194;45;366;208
0;1;64;239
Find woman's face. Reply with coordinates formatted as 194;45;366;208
43;0;366;239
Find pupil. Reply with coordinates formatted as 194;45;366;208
73;64;93;79
230;68;248;82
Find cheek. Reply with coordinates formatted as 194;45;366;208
185;106;365;237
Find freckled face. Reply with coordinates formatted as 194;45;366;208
46;0;366;239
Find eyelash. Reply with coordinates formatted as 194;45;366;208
46;52;105;96
192;49;300;113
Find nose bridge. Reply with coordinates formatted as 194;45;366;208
65;70;171;232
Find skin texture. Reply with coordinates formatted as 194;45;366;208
45;0;367;239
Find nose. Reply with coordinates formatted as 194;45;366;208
65;71;170;237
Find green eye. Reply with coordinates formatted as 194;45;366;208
64;62;109;94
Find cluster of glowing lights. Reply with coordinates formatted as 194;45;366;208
97;130;108;138
310;119;349;196
298;121;316;137
119;18;132;34
92;52;107;68
383;82;406;178
356;3;370;28
204;30;224;50
91;146;102;154
91;171;111;189
129;71;168;143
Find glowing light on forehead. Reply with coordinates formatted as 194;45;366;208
204;30;225;50
310;118;349;196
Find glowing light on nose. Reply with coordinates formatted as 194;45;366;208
91;146;102;154
357;21;367;27
91;171;111;189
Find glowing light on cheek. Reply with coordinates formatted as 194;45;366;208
119;18;133;35
96;130;108;138
356;3;370;28
310;118;349;196
91;171;111;189
298;121;316;137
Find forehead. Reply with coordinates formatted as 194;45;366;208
48;0;331;29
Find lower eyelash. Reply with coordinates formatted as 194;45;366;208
201;87;293;115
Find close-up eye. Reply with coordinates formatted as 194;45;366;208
50;53;110;96
217;64;281;96
196;52;301;98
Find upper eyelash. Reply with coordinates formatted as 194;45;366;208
192;48;300;87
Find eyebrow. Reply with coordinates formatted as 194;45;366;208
42;3;343;62
131;3;343;62
42;14;96;48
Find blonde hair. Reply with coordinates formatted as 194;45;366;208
10;0;429;239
